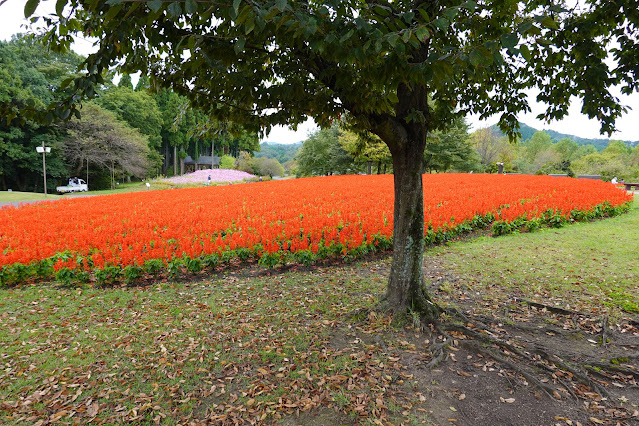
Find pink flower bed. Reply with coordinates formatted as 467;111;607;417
160;169;255;184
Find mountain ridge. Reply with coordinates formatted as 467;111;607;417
490;122;639;150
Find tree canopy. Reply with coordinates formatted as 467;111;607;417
296;124;354;177
62;102;153;184
17;0;639;320
0;35;81;191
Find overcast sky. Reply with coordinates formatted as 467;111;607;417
1;0;637;144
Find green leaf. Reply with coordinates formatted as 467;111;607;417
415;27;430;42
167;2;182;18
433;18;449;31
538;16;559;30
148;0;163;13
264;6;280;20
501;33;518;49
56;0;68;16
60;77;74;90
402;30;411;43
123;2;141;19
519;44;531;61
387;34;399;48
233;0;242;15
460;1;477;11
24;0;40;18
104;5;123;23
469;48;488;68
185;0;197;14
340;30;354;43
374;5;390;17
245;17;255;34
234;38;245;54
443;8;459;21
275;0;287;12
518;20;533;34
402;12;414;24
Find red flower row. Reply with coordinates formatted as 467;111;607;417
0;174;631;271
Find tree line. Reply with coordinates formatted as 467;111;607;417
0;35;259;192
291;122;639;182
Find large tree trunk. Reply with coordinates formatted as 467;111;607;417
384;137;441;323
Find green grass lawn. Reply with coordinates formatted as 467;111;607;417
0;180;242;202
0;191;63;202
432;197;639;319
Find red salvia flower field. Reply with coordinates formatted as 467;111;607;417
0;174;632;285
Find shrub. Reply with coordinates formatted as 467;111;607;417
253;157;285;177
123;265;143;284
94;266;121;286
55;267;89;287
219;155;236;169
1;264;32;287
143;258;163;276
186;257;203;273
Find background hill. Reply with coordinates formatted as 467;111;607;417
490;122;639;150
254;142;301;163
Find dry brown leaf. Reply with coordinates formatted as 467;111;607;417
87;402;99;417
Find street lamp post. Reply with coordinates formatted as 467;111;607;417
36;142;51;198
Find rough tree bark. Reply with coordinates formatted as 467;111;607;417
373;112;442;323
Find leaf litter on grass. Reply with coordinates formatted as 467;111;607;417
1;261;443;424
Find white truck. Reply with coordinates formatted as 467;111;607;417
56;178;88;193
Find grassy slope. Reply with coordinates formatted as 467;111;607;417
0;191;63;202
0;179;247;202
433;198;639;318
0;197;637;424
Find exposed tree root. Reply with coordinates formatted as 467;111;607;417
462;340;556;399
425;335;452;369
514;297;583;316
585;363;639;380
418;305;639;421
601;315;609;347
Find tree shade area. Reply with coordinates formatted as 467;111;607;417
7;0;639;319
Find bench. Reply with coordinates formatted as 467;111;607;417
623;182;639;191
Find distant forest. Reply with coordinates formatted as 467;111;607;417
491;122;639;151
254;142;301;164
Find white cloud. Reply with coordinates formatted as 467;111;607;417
263;118;317;145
